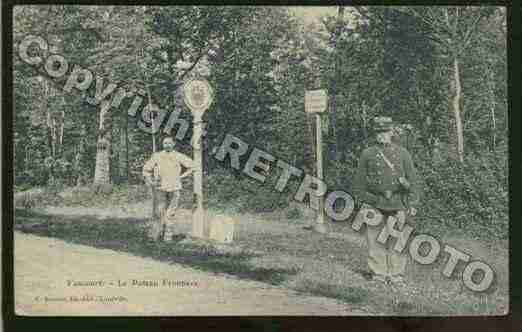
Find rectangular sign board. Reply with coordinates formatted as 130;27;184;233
305;89;328;113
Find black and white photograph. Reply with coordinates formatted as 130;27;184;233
10;5;509;316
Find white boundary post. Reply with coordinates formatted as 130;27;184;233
183;78;214;239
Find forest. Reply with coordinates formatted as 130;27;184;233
13;5;508;241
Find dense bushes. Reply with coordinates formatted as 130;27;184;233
205;141;508;240
14;145;509;241
206;169;294;213
14;187;63;209
416;147;508;239
15;184;151;209
59;184;151;207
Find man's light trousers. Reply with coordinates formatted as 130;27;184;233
366;210;408;278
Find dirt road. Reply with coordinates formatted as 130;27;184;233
14;232;362;316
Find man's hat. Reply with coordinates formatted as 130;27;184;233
372;116;394;132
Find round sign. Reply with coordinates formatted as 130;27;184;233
182;78;214;114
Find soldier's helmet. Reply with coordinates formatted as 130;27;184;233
372;116;394;133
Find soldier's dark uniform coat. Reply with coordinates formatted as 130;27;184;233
353;143;420;212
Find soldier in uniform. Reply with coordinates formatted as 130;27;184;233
353;117;420;285
143;137;195;241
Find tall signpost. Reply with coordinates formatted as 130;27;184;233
305;89;328;234
183;78;214;239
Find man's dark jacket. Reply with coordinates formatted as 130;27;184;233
353;143;420;212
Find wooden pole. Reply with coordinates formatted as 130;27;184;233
314;113;326;233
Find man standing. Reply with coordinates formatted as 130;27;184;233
353;117;420;285
143;137;195;241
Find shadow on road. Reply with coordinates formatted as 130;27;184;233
14;208;299;286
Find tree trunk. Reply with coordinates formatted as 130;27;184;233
328;5;345;163
43;81;55;159
305;113;315;175
491;103;496;150
43;83;65;161
118;113;129;183
75;150;82;187
452;56;464;163
93;100;112;185
487;65;497;150
24;144;29;173
57;107;65;156
74;125;86;186
328;96;338;162
47;112;55;158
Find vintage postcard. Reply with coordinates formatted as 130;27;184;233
11;5;508;316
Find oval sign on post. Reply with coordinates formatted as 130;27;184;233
183;78;214;115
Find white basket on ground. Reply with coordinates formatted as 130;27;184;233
209;215;235;244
